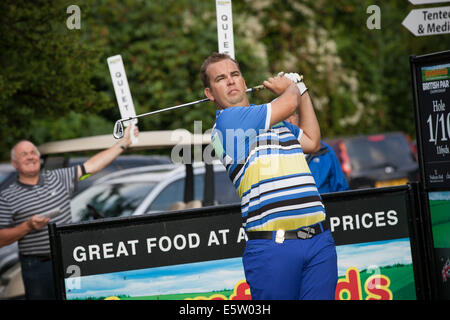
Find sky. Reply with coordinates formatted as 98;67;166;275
335;238;413;276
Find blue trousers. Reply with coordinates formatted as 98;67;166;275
20;255;56;300
243;229;337;300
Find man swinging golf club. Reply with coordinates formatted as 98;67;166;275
202;52;337;300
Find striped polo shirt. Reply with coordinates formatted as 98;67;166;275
0;167;77;255
211;103;325;232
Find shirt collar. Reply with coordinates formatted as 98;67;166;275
16;171;44;188
215;104;255;117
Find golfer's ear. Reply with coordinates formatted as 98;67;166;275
204;87;214;101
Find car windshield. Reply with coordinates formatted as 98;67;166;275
345;134;416;172
71;182;157;222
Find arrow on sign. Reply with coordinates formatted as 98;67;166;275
409;0;450;5
402;6;450;36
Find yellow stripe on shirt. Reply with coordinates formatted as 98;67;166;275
247;212;326;232
237;153;311;197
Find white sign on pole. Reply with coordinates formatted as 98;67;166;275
402;6;450;36
107;54;138;144
216;0;235;59
409;0;450;5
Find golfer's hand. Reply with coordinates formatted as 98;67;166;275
27;215;50;231
283;72;301;83
282;72;308;95
263;73;294;95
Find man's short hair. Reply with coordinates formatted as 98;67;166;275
10;140;40;162
200;52;240;88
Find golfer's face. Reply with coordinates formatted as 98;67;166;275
205;59;248;109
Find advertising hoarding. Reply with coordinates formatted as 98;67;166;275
50;185;422;300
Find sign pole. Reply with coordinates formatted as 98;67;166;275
215;0;235;59
107;54;138;145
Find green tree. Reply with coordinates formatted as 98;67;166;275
0;0;110;160
80;0;268;134
2;0;450;161
235;0;450;138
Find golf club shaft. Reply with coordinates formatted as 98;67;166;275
113;76;302;139
133;97;210;120
118;85;265;123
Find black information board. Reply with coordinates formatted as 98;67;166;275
50;185;426;300
411;51;450;300
411;51;450;191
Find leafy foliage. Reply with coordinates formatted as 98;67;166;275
0;0;110;158
1;0;449;160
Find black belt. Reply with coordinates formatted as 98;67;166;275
20;254;51;262
247;220;329;241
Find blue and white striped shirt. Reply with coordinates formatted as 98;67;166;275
211;103;325;232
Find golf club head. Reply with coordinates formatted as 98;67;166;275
113;120;124;139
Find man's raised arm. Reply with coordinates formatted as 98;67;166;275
77;124;139;180
264;73;320;153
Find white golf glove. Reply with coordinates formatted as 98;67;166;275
277;71;308;95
